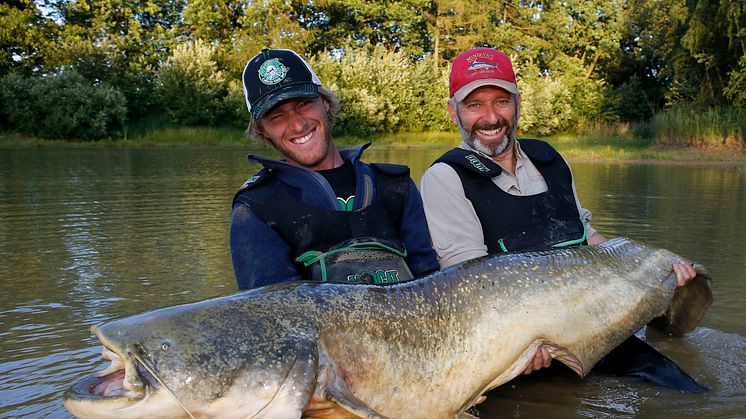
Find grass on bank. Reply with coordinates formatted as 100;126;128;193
2;128;744;163
2;106;745;163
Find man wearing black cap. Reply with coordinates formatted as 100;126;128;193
230;49;438;290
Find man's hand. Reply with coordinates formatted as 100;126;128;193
523;346;552;375
673;261;697;287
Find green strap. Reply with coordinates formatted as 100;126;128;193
551;218;588;248
497;218;587;253
295;242;408;283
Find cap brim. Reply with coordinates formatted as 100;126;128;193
251;83;320;120
453;79;518;102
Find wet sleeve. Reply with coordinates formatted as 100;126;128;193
419;163;489;269
400;178;440;277
229;203;300;290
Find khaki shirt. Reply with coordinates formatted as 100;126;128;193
420;140;597;268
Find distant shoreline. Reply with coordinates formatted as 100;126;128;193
2;130;744;165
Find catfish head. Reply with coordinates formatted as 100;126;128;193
63;293;321;418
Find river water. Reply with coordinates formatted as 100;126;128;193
0;146;744;418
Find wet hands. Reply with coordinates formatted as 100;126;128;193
523;346;552;375
674;261;697;287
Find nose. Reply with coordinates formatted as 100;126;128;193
481;103;500;124
286;109;307;132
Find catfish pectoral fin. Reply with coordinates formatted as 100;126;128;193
543;341;587;377
323;386;390;419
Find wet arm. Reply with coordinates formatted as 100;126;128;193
229;204;299;290
400;179;440;277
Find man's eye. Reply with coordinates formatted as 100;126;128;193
266;113;282;122
467;102;480;109
496;99;510;107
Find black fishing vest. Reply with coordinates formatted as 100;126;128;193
235;163;411;280
435;139;586;253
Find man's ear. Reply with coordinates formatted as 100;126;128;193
447;100;459;125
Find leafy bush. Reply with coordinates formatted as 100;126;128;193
0;70;126;140
156;40;228;126
516;56;606;136
312;45;451;136
517;61;574;136
222;79;250;129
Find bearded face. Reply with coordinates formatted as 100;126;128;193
448;86;519;157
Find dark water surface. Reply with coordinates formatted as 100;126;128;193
1;146;744;418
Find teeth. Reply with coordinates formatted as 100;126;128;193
477;128;502;136
95;348;125;377
291;130;313;144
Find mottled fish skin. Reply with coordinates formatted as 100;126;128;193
63;237;712;419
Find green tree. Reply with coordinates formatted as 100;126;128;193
52;0;185;119
156;39;227;126
0;0;56;75
0;70;126;139
312;44;450;135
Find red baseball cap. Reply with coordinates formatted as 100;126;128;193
449;48;518;101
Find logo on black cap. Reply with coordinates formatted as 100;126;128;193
258;58;288;86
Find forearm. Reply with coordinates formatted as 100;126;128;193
400;180;439;277
586;232;607;245
230;205;299;290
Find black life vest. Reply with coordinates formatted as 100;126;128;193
435;139;586;253
234;163;413;283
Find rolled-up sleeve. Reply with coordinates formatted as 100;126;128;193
419;163;488;269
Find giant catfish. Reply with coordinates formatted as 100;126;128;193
63;237;713;418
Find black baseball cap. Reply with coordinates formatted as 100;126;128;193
242;49;323;121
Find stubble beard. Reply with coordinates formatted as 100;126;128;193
269;111;335;168
457;114;515;157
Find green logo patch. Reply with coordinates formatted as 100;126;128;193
347;270;400;284
258;58;288;85
337;196;355;211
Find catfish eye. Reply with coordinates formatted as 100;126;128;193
161;340;172;351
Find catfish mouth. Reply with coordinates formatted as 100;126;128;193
67;346;158;401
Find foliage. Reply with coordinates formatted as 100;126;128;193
156;40;228;126
644;106;745;150
311;45;451;136
0;0;55;75
0;70;126;140
2;0;744;143
724;56;746;108
50;0;185;119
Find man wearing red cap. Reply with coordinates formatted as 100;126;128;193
230;49;438;290
420;47;697;375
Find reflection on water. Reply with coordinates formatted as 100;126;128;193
0;147;744;418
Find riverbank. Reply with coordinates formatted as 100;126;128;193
2;128;744;165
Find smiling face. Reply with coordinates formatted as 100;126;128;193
258;97;340;171
449;85;519;158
